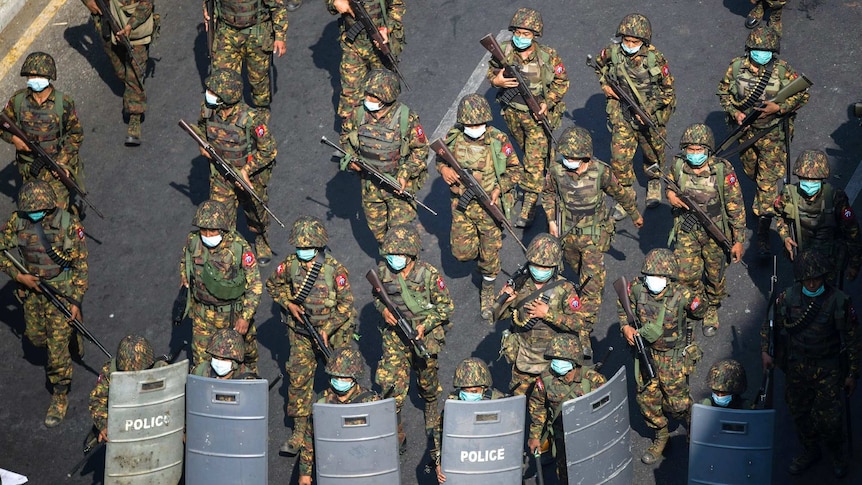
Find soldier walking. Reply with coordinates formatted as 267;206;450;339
190;328;256;378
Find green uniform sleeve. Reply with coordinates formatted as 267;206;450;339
834;190;862;274
716;58;743;119
58;93;83;170
66;213;89;303
420;265;453;333
649;48;675;116
777;62;810;115
89;362;111;432
238;237;262;321
396;108;429;183
842;298;860;378
324;261;355;337
601;163;641;221
721;161;747;244
544;46;569;108
266;0;289;43
249;109;277;173
527;376;546;441
546;280;582;332
773;184;794;242
126;0;154;30
497;131;521;194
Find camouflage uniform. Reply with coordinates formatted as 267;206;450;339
89;336;156;437
340;70;429;245
701;359;751;409
746;0;787;35
594;14;675;208
189;328;257;378
1;53;84;211
487;8;568;227
0;181;88;427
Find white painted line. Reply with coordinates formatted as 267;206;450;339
844;159;862;205
0;0;69;82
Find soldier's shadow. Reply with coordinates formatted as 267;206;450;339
323;169;379;259
0;161;19;203
63;24;124;98
168;155;212;207
309;20;344;133
193;23;210;88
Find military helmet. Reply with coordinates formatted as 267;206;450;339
642;248;679;278
207;328;245;361
325;347;364;379
544;333;583;366
17;180;57;212
679;123;715;152
526;233;562;267
205;68;243;105
381;223;421;257
456;94;493;125
20;52;57;80
707;359;748;394
289;215;328;248
558;126;593;159
745;25;780;53
792;149;830;179
116;335;155;372
364;69;401;104
793;250;831;281
509;7;543;37
616;13;652;44
452;357;493;388
192;200;230;231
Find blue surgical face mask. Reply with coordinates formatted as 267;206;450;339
204;90;221;106
296;248;317;261
550;359;574;376
330;377;355;394
364;99;383;112
512;35;532;50
26;210;47;222
27;77;50;92
459;390;483;402
529;265;554;282
621;42;642;55
802;284;825;298
562;158;581;170
712;393;733;407
386;254;408;271
749;50;773;65
798;180;822;197
200;233;223;248
686;152;708;166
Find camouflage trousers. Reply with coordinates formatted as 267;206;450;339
502;108;551;194
22;288;73;389
674;224;727;306
510;365;543;397
16;155;85;212
189;299;258;372
635;348;691;430
212;22;275;108
739;126;785;217
374;325;441;415
749;1;786;35
101;39;148;115
361;179;417;244
608;114;666;188
450;199;502;277
210;162;273;235
560;228;612;329
785;358;845;454
337;35;400;121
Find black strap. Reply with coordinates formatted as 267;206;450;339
739;61;775;111
32;221;71;269
292;254;324;305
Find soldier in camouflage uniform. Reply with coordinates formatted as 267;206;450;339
340;70;429;246
373;224;453;451
266;215;357;456
594;14;675;215
488;8;568;228
1;52;85;213
746;0;787;35
0;181;88;427
196;68;277;265
190;328;257;378
81;0;156;145
702;359;750;408
542;126;643;357
666;123;746;337
437;94;522;321
179;200;262;372
762;250;859;478
774;149;861;284
203;0;288;110
618;248;706;464
717;26;809;255
527;333;606;482
298;347;379;485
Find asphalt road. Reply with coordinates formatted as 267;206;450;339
0;1;860;484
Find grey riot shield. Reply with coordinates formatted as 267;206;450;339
185;375;269;485
688;403;775;484
313;397;399;485
562;366;633;484
440;394;526;484
105;360;188;485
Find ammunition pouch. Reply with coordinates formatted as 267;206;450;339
682;343;702;376
496;87;520;107
680;211;698;233
344;20;364;43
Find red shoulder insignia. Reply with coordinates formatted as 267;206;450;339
255;124;266;137
76;227;85;240
773;195;782;208
437;276;446;291
568;295;581;311
535;377;544;393
242;251;256;267
554;63;565;75
96;374;103;384
416;124;427;143
726;173;737;186
661;64;670;77
502;143;514;157
842;208;855;221
690;296;700;311
276;263;285;275
600;48;606;59
336;273;347;287
791;72;798;80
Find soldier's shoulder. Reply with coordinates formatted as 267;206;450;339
58;91;77;108
488;127;511;143
5;88;27;107
538;42;561;58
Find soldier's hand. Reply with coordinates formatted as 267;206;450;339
666;191;689;210
491;69;518;89
734;111;746;125
527;438;541;455
622;325;638;346
11;135;30;152
761;351;773;371
333;0;354;17
202;2;211;23
730;242;744;263
440;166;459;186
601;85;618;100
238;167;253;189
415;324;426;340
287;302;304;321
490;187;501;207
298;475;312;485
846;267;858;281
538;102;548;117
756;101;780;118
273;40;287;57
783;237;797;260
321;330;329;348
234;318;249;335
98;428;109;443
199;146;211;159
116;24;132;38
69;304;82;323
15;273;41;292
85;0;101;15
348;161;361;172
436;463;446;483
377;27;390;46
632;216;644;228
501;285;517;304
548;221;559;237
397;177;408;194
382;307;397;326
524;299;549;319
845;377;857;397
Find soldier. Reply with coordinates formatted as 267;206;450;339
527;333;606;482
487;7;568;228
542;125;643;356
266;215;357;456
196;68;277;265
373;224;453;450
593;13;675;215
202;0;288;110
179;200;262;372
666;123;746;337
437;94;521;321
774;149;861;284
703;359;750;409
298;347;380;485
340;69;429;246
746;0;787;35
1;52;85;212
618;248;706;464
190;328;257;378
81;0;156;145
762;251;859;477
0;181;88;427
717;26;809;255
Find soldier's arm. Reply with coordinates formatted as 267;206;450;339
683;287;707;320
498;133;521;193
650;49;675;116
834;190;862;274
267;0;289;42
421;267;453;333
0;217;20;279
594;46;612;87
762;292;785;353
602;167;641;221
372;264;388;315
67;216;89;302
1;97;17;145
58;95;84;168
527;379;547;441
264;260;289;305
773;187;793;242
540;172;558;224
240;242;263;321
324;262;355;337
89;365;110;432
586;369;607;389
431;405;445;465
179;234;194;287
778;63;810;113
716;61;742;118
843;300;860;379
298;414;315;477
250;111;277;173
387;0;405;40
544;47;569;106
722;164;747;244
397;110;429;182
127;0;154;29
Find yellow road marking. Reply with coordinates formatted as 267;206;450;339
0;0;70;81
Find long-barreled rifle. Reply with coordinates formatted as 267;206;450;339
366;269;431;359
613;276;657;383
347;0;409;90
93;0;145;83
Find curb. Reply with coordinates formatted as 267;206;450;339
0;0;26;35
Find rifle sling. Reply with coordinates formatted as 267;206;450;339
736;61;775;112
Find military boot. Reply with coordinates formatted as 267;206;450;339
702;306;719;337
745;3;763;28
286;0;302;11
45;385;69;428
480;278;496;322
255;234;272;267
279;416;308;456
397;414;407;455
641;426;669;464
125;114;142;146
645;179;661;208
515;192;538;228
756;216;771;257
788;447;822;475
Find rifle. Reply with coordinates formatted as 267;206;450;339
365;269;431;359
172;286;188;326
347;0;410;90
757;256;778;409
205;0;215;59
491;263;531;322
0;113;104;219
586;54;672;150
3;249;112;359
285;311;333;362
93;0;145;84
179;119;285;227
268;372;283;391
321;136;437;216
613;277;657;383
430;138;527;253
481;34;558;145
157;340;188;365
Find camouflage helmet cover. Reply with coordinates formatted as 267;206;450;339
526;233;562;267
509;7;543;37
193;200;230;231
793;250;831;281
706;359;748;394
21;52;57;80
325;347;364;379
289;215;328;248
116;335;155;372
792;149;830;179
558;126;593;159
457;94;493;125
17;180;57;212
205;68;243;105
642;248;679;278
364;69;401;104
381;223;421;257
544;333;583;366
616;13;652;44
746;25;780;53
452;357;493;388
207;328;245;361
679;123;716;152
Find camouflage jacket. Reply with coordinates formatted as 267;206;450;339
431;388;508;464
196;101;276;174
487;41;569;109
439;127;521;196
595;43;675;125
209;0;288;41
2;87;83;170
327;0;405;44
528;367;606;441
717;56;809;129
83;0;155;44
618;279;705;352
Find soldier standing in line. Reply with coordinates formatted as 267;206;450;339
542;126;643;358
762;250;859;478
437;94;521;322
487;7;568;229
196;68;277;265
702;359;750;409
340;70;428;247
666;123;746;337
717;26;809;255
618;248;706;464
179;200;262;372
266;215;357;456
746;0;787;35
190;328;257;378
1;52;85;213
0;181;88;427
593;13;675;217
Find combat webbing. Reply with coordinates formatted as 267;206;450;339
292;257;323;305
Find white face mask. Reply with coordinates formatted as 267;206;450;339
204;90;221;106
364;99;383;112
644;275;668;294
200;233;223;248
463;124;486;139
210;357;233;376
562;158;581;170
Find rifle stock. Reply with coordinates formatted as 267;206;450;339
298;312;333;361
348;0;410;90
613;277;657;382
365;269;431;358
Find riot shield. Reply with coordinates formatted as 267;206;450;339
562;366;633;484
440;394;526;484
313;397;400;484
105;360;188;485
185;375;269;485
688;403;775;484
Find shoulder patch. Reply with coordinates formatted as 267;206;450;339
255;124;266;137
627;280;632;295
416;124;426;143
842;207;855;221
600;48;607;59
336;273;347;287
535;377;544;393
276;262;285;275
242;251;256;267
661;64;670;77
726;173;737;186
690;296;700;311
568;295;581;311
96;373;103;384
436;276;446;291
76;227;85;240
773;195;782;208
554;62;565;75
502;143;514;157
